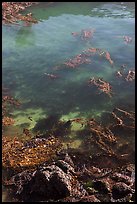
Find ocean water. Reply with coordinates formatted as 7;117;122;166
2;2;135;201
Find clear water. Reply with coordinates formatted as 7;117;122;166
2;2;135;201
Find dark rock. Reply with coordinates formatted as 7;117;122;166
92;180;111;193
6;170;33;194
111;172;133;185
55;160;75;175
56;152;75;168
111;193;133;202
9;162;86;202
95;193;112;202
62;153;75;167
112;182;133;200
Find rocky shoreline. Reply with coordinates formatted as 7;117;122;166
3;149;135;202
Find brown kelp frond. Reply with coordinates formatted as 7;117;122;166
72;28;95;40
115;68;135;82
2;95;21;127
88;77;112;97
87;118;117;155
110;108;135;130
64;54;91;69
2;2;38;25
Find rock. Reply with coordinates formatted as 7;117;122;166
92;180;111;193
111;172;133;185
9;161;86;202
55;160;75;175
111;193;133;202
95;193;112;202
78;195;101;202
30;165;72;200
56;152;75;168
112;182;134;200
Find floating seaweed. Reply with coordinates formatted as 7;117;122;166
125;70;135;81
123;36;132;44
54;47;114;70
43;72;59;79
2;2;38;25
115;68;135;82
105;51;114;65
64;54;91;69
115;35;133;44
88;77;112;97
72;29;95;41
83;47;114;65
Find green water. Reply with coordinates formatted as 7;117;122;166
2;2;135;201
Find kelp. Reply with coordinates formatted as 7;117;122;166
116;68;135;82
69;107;134;156
109;108;135;130
2;117;15;127
88;77;112;97
2;2;38;25
44;72;59;80
116;35;133;44
125;70;135;81
2;135;63;172
63;54;91;69
87;118;117;155
83;47;114;65
2;95;20;127
72;29;95;41
55;47;114;70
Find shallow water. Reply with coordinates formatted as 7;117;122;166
2;2;135;201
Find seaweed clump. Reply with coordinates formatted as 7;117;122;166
2;135;63;172
2;2;38;25
2;95;20;128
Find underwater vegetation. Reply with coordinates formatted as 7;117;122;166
33;114;72;138
2;135;62;172
2;95;21;127
2;2;135;202
2;2;38;25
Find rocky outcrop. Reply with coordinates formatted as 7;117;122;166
7;158;87;202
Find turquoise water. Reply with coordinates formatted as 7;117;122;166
2;2;135;201
2;1;135;144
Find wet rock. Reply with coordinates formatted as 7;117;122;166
78;195;101;202
57;152;75;168
111;172;133;185
112;182;134;200
55;160;75;175
95;193;112;202
30;165;72;200
111;193;133;202
8;161;86;202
